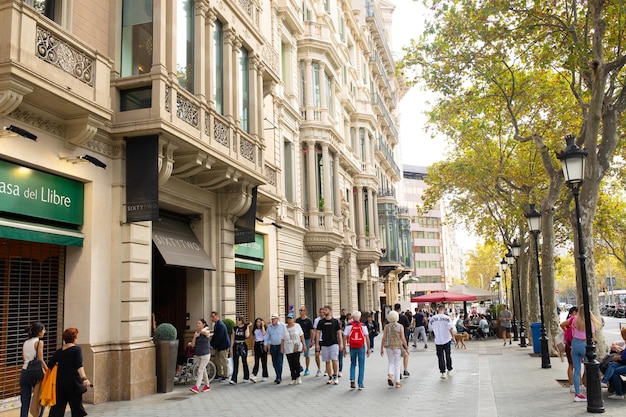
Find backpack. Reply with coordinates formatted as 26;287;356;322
348;321;365;349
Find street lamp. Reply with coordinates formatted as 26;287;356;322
500;257;509;306
494;272;502;305
557;134;604;413
525;204;551;369
511;239;527;347
506;250;519;341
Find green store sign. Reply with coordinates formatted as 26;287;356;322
0;159;84;225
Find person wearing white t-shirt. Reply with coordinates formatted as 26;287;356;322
429;304;455;379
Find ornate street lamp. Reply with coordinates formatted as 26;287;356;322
494;272;502;305
557;134;604;413
506;249;519;341
511;239;527;347
500;258;509;306
525;204;551;369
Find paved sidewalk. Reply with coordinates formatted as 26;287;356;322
18;338;626;416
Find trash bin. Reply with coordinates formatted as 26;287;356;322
530;322;542;354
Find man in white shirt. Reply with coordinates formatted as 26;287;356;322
429;304;455;379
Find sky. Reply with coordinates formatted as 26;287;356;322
391;1;447;168
390;1;479;253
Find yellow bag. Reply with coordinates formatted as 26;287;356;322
39;364;57;407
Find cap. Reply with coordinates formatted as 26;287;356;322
271;313;279;319
287;313;294;319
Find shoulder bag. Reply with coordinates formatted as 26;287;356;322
25;341;44;385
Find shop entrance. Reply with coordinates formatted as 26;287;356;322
152;245;187;347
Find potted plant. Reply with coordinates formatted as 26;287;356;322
154;323;179;393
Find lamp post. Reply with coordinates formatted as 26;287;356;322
557;134;604;413
494;273;502;304
511;239;527;347
506;250;519;341
525;204;551;369
500;258;509;306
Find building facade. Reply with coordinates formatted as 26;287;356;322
0;0;405;411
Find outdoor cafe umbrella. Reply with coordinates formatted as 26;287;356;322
410;291;477;303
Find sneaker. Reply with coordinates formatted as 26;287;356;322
403;370;410;377
607;394;625;400
174;375;180;382
315;370;321;377
228;379;236;385
274;379;281;384
250;374;256;382
440;373;446;379
304;369;310;376
249;377;256;383
202;385;210;392
387;376;393;386
262;377;268;382
338;372;342;377
424;344;428;349
189;386;199;394
296;376;302;385
358;385;364;390
350;380;356;389
601;382;608;388
509;340;512;345
573;394;587;402
299;366;304;373
569;386;576;393
447;370;453;376
332;376;339;385
290;380;297;385
324;371;328;377
412;344;417;347
242;379;249;383
326;378;333;385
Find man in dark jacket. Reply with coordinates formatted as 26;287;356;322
210;311;231;381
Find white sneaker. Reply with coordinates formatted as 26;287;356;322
315;370;321;377
250;374;256;382
242;379;249;383
296;376;302;385
608;394;624;400
440;373;446;379
262;377;267;382
447;370;453;376
569;386;576;393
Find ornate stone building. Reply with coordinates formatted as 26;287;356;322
0;0;406;410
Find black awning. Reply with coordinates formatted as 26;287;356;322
152;217;216;271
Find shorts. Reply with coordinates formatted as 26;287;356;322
321;344;339;362
303;339;311;358
501;327;511;334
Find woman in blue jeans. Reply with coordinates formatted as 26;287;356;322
570;305;601;402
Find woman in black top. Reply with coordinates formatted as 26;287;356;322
48;328;90;417
229;316;251;383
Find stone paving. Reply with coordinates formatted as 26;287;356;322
76;337;623;417
6;336;625;417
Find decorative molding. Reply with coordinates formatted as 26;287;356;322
66;115;103;147
176;93;199;128
84;138;121;158
0;79;33;116
8;108;65;137
158;140;177;185
36;26;95;86
240;137;255;162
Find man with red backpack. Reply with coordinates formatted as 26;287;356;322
343;311;370;390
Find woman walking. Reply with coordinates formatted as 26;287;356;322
283;313;307;385
229;316;251;383
190;319;211;393
20;322;48;417
570;305;601;402
250;318;268;382
48;328;90;417
380;311;408;388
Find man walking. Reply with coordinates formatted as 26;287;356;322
210;311;231;381
395;303;411;377
316;305;343;385
429;304;455;379
500;305;513;346
263;313;285;384
296;306;314;376
412;309;428;349
343;311;369;390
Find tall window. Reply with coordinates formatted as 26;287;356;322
359;128;366;161
284;140;294;203
350;127;356;150
176;0;194;92
28;0;58;22
281;42;292;92
239;47;250;132
299;61;306;107
312;63;321;108
324;72;332;114
121;0;153;77
316;145;323;210
213;19;224;114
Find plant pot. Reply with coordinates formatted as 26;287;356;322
155;339;179;393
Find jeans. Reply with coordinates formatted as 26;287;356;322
386;348;402;383
231;343;249;382
195;354;211;388
609;365;626;396
269;345;283;381
338;347;344;372
369;333;376;349
286;352;302;380
602;361;620;383
252;341;268;377
571;338;586;395
19;370;34;417
349;347;366;387
436;341;452;373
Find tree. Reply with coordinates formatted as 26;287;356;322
399;0;626;353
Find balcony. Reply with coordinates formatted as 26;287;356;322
375;139;401;179
371;93;399;140
277;0;304;35
303;213;344;261
0;3;111;142
365;1;395;71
